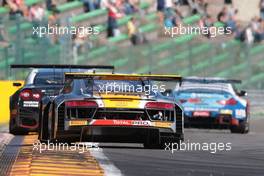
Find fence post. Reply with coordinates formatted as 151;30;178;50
4;47;8;77
187;41;193;76
244;43;253;89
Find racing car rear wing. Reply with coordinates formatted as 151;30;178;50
10;64;115;70
64;73;182;82
181;77;242;84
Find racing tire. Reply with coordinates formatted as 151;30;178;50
38;107;50;143
230;119;249;134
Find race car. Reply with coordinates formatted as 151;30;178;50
173;77;249;134
38;73;184;149
9;64;114;135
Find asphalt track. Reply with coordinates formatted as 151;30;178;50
0;91;263;176
0;117;263;176
101;123;264;176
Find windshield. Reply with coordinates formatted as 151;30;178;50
34;72;64;85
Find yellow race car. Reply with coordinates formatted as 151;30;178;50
38;72;184;149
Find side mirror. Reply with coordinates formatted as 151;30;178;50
238;90;247;96
13;82;22;87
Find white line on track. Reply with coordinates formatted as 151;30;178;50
90;148;123;176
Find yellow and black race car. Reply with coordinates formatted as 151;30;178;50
38;72;183;148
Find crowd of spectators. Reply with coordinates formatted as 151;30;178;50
1;0;264;49
188;0;264;44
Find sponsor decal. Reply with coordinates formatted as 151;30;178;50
69;120;88;126
23;101;39;107
113;120;131;125
132;121;152;126
193;111;210;117
235;109;246;117
90;120;152;126
154;122;172;128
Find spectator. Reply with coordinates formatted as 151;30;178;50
260;18;264;40
48;10;60;44
190;0;207;15
94;0;101;9
157;0;165;24
260;0;264;20
127;17;139;45
72;31;89;61
107;0;123;37
165;0;173;11
0;25;9;48
245;26;254;45
251;16;262;42
46;1;58;12
29;3;45;22
46;0;52;11
227;4;237;17
164;10;180;28
1;0;8;6
199;15;214;38
48;10;59;26
197;0;208;12
164;15;175;28
224;0;232;5
100;0;109;9
123;0;136;15
234;22;246;42
6;0;27;17
217;6;228;23
226;8;238;32
82;0;101;12
191;0;199;14
81;0;95;12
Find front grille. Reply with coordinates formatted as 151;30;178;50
19;108;37;119
21;118;36;126
19;108;38;127
57;103;65;131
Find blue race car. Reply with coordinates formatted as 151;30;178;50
173;77;250;133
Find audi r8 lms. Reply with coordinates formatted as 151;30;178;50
38;73;184;149
9;64;114;135
173;77;249;134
